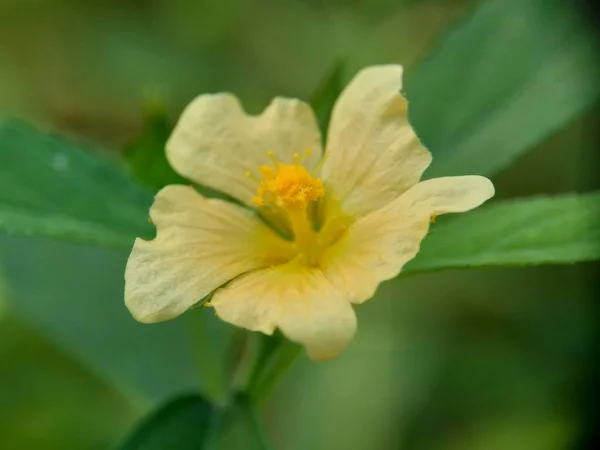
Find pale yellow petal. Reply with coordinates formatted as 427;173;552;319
166;94;323;206
321;176;494;303
125;185;292;323
211;262;357;361
322;65;432;219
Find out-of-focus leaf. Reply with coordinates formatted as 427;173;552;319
309;61;344;136
0;236;202;405
0;315;137;450
427;416;575;450
123;103;186;191
406;0;600;178
0;120;153;248
0;120;234;406
117;395;215;450
404;192;600;273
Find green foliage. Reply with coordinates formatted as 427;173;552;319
0;0;598;448
123;103;187;191
0;237;202;404
0;120;153;248
0;316;136;449
405;192;600;273
405;0;600;178
2;117;599;274
310;61;345;136
117;395;215;450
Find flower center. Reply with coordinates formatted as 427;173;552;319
250;150;325;210
247;150;326;266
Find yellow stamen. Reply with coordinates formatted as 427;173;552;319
247;150;329;265
245;170;259;182
311;151;328;174
430;214;437;223
250;151;325;211
267;150;279;167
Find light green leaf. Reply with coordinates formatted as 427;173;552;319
404;192;600;273
0;120;235;406
117;395;215;450
406;0;600;178
0;120;153;248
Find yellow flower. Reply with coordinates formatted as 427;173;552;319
125;65;494;361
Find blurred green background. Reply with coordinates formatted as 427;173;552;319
0;0;599;449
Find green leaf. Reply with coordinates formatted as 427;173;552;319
0;120;153;248
117;395;215;450
0;236;203;405
309;61;345;136
123;102;187;191
405;0;600;178
404;192;600;273
0;315;137;449
0;120;230;406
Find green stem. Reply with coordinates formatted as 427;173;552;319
245;335;302;404
236;392;273;450
245;333;282;393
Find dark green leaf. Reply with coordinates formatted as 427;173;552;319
123;102;187;191
404;192;600;273
310;61;345;137
406;0;600;178
0;120;153;248
117;395;215;450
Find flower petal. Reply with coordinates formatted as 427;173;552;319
167;94;323;206
322;65;432;218
211;262;357;361
321;176;494;303
125;185;292;323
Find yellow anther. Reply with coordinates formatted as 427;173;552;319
259;165;275;180
267;150;279;167
248;150;325;210
252;196;264;206
245;170;259;182
430;214;437;223
297;148;312;164
311;151;328;174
